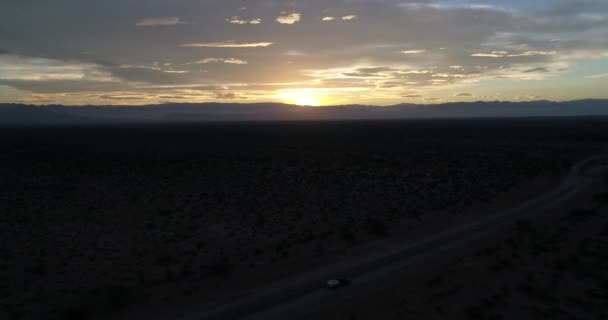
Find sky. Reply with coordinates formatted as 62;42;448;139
0;0;607;106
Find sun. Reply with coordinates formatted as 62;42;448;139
278;92;323;106
291;96;321;106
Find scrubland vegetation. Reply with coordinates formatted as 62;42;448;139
0;118;606;319
310;161;608;320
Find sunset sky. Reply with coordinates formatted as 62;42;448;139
1;0;607;106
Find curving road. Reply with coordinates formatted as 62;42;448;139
184;155;608;320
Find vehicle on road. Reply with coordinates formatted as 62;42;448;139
327;278;352;289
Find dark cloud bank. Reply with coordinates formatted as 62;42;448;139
1;100;607;125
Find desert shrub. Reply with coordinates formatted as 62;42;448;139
26;260;47;276
8;309;25;320
158;208;172;217
340;227;357;244
465;306;485;320
427;276;445;287
477;246;500;256
63;303;90;320
207;260;234;277
156;254;176;265
196;240;206;250
515;219;532;233
517;283;535;296
103;285;131;311
181;263;195;279
465;305;503;320
366;219;388;236
568;208;597;218
593;192;608;205
600;222;608;236
553;258;567;271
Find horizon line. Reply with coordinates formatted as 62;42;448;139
2;98;607;108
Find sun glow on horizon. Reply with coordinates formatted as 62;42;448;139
278;91;324;106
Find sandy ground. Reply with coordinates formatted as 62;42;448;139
2;122;605;320
103;172;566;320
305;174;608;319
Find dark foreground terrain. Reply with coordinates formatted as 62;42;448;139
0;118;607;320
309;170;608;320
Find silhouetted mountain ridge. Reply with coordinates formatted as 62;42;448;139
0;104;91;125
0;100;607;125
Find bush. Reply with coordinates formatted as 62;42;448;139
366;219;388;236
340;227;357;244
568;208;597;218
593;192;608;205
63;304;90;320
104;285;131;311
207;260;234;277
515;220;532;233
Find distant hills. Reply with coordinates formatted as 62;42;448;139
1;100;607;126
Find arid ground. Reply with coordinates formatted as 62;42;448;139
0;118;607;320
307;171;608;320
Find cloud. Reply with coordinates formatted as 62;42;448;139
472;51;558;58
343;67;396;78
403;94;422;98
586;73;608;79
227;16;261;25
399;70;432;74
455;93;473;97
285;50;307;57
119;64;162;71
508;51;558;57
523;67;550;73
226;17;247;25
135;84;221;90
401;50;427;54
343;72;384;78
136;17;184;27
2;0;608;105
214;92;243;100
0;54;116;82
181;41;274;48
398;2;512;13
196;58;248;65
471;51;510;58
276;12;301;24
515;95;542;100
98;94;147;100
0;79;124;95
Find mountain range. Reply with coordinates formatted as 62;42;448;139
1;100;607;126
